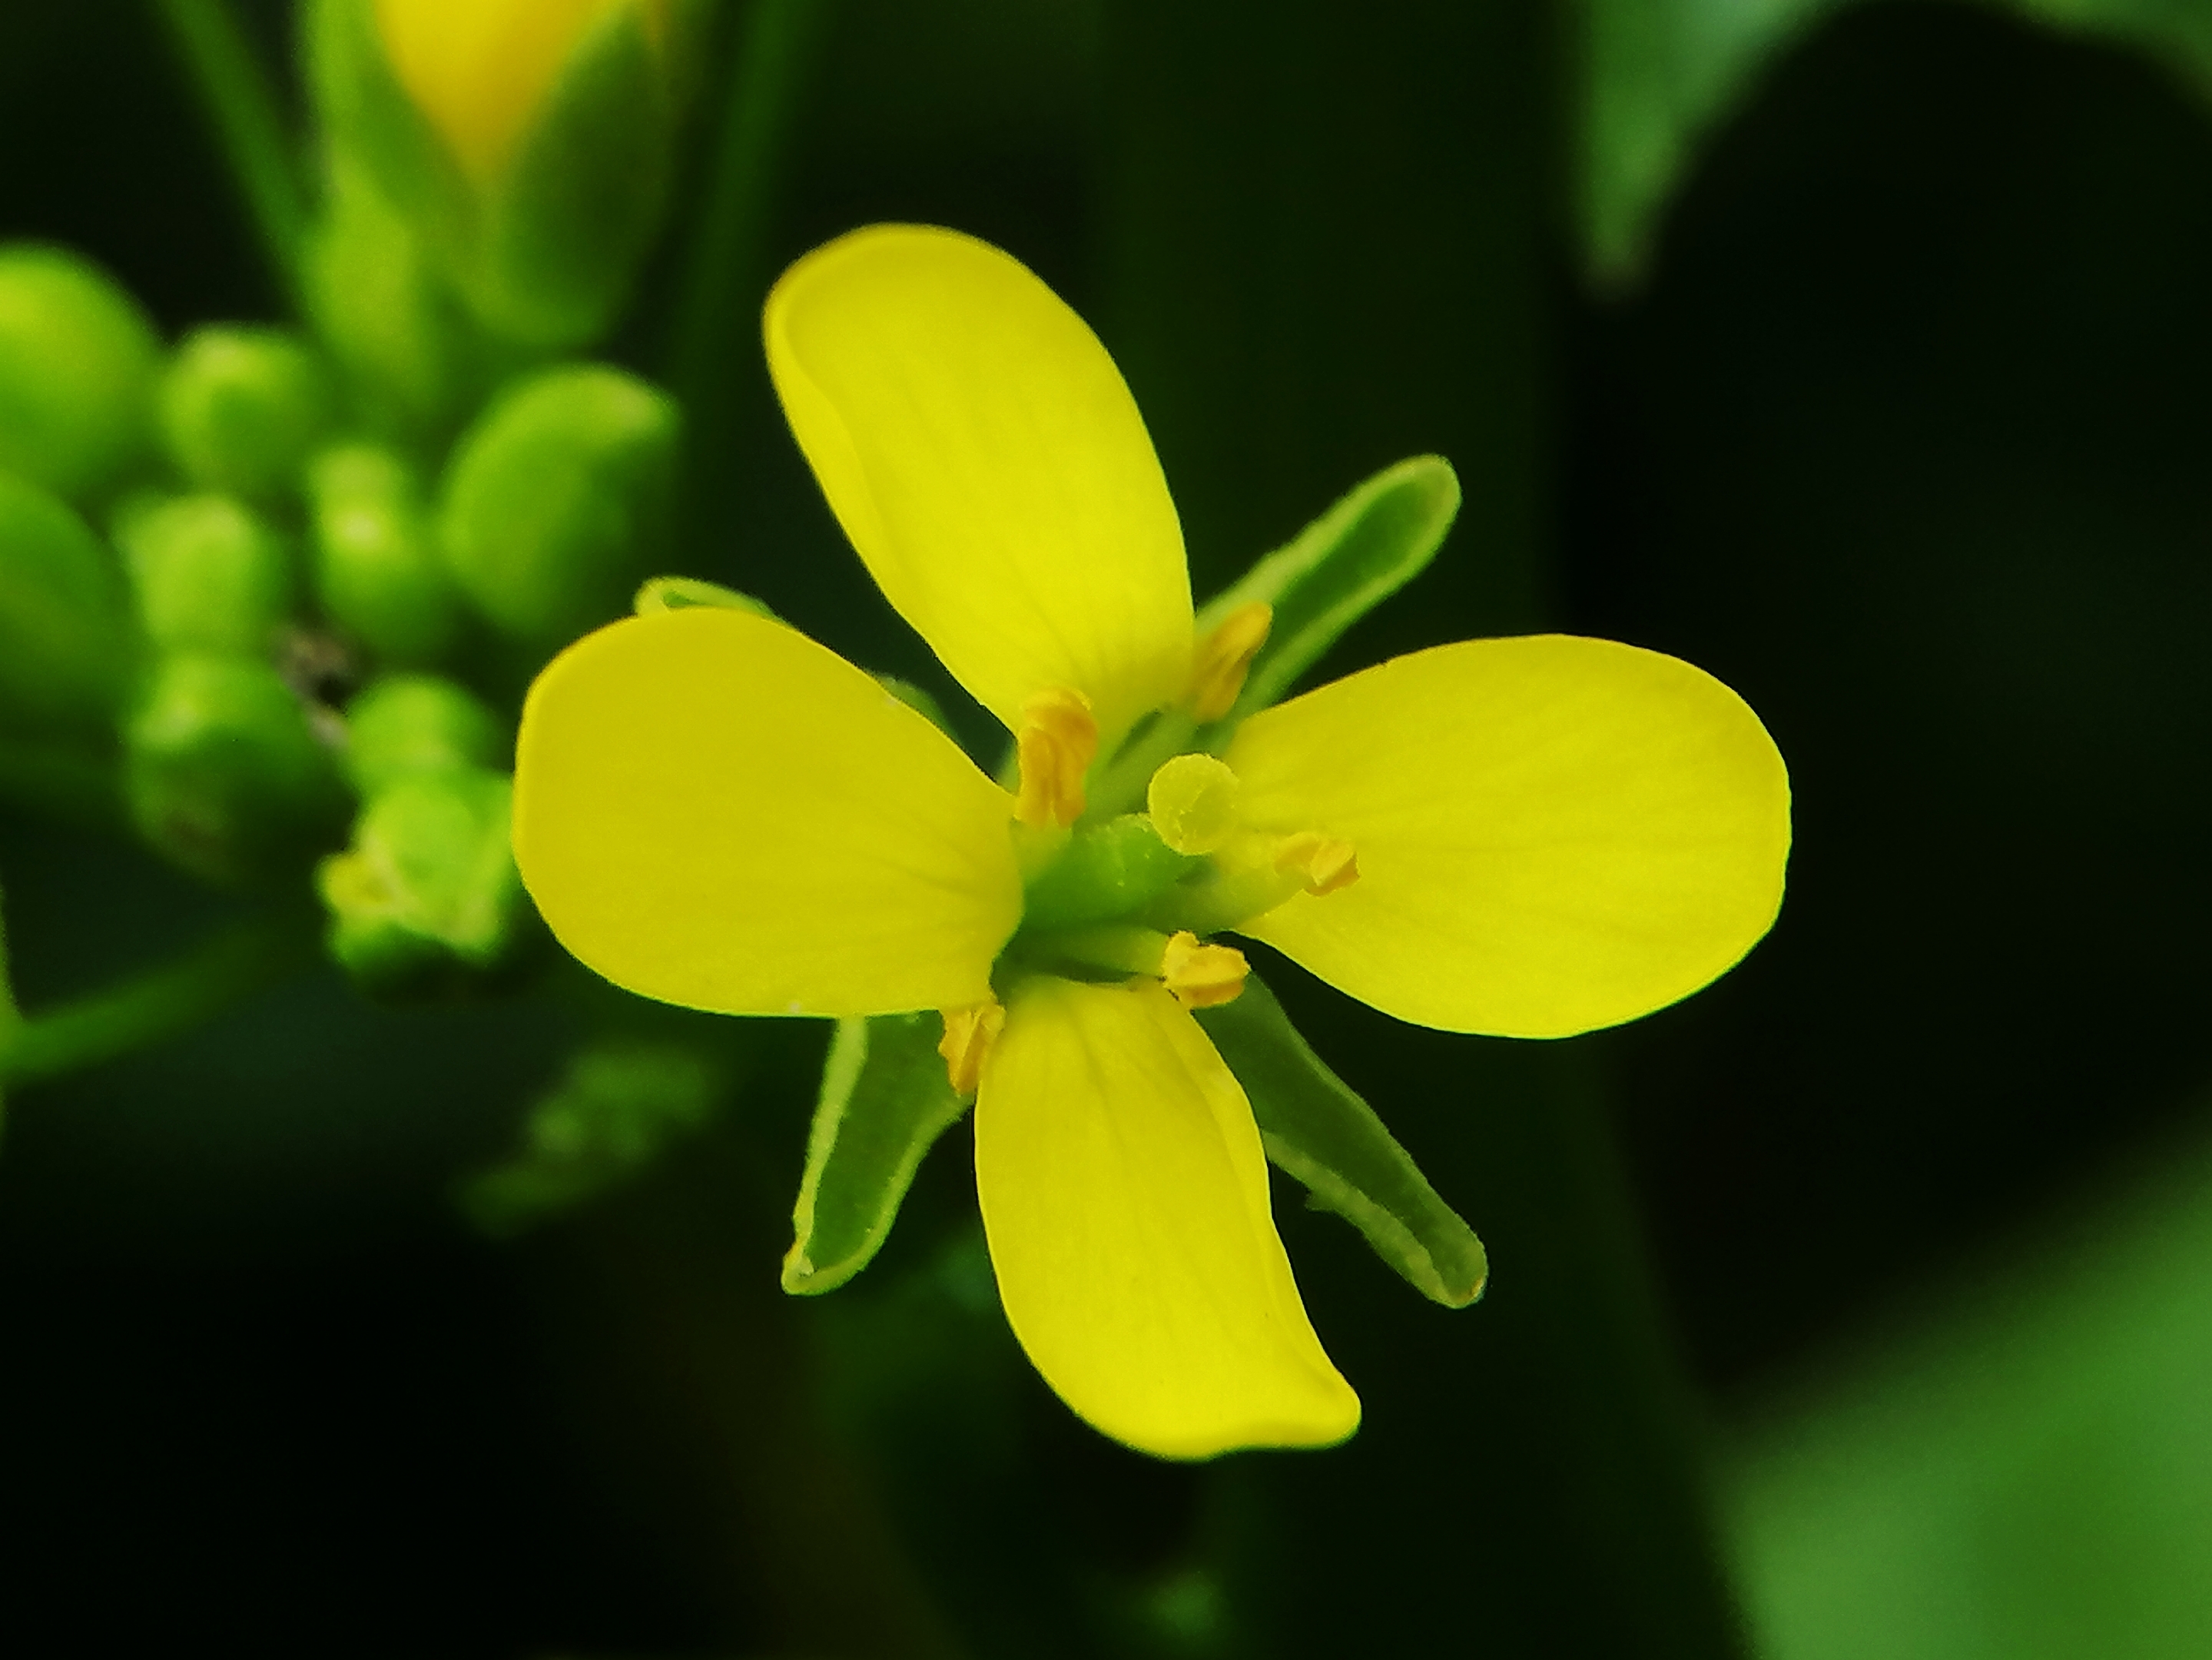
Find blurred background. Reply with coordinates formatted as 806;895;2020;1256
2;0;2209;1655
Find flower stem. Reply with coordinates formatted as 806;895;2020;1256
665;0;838;534
0;906;318;1089
149;0;308;311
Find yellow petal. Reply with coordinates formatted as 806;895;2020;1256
376;0;658;184
764;225;1192;745
974;976;1360;1459
1226;635;1791;1038
512;606;1023;1017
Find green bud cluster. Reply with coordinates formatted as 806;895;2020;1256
0;204;683;1001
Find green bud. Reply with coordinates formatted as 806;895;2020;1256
124;653;348;885
118;493;293;656
309;0;701;350
459;1038;726;1237
317;765;528;994
302;155;484;440
158;326;337;500
0;244;161;503
307;443;465;666
342;672;503;796
0;472;137;734
439;364;678;650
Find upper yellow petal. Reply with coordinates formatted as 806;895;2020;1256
973;976;1360;1460
512;606;1023;1018
764;224;1192;745
1226;635;1791;1038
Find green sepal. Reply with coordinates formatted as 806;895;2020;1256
459;1038;728;1238
874;675;953;738
439;363;680;652
307;443;466;667
1199;454;1461;723
1020;814;1202;933
117;493;293;657
157;326;336;501
0;472;138;735
784;1011;970;1296
632;574;777;618
0;243;161;503
1196;972;1487;1307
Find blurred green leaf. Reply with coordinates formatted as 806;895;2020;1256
1197;972;1487;1308
784;1011;970;1296
1729;1114;2212;1659
1578;0;2212;286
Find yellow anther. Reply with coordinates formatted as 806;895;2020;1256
1275;832;1360;895
937;998;1007;1095
1186;602;1272;722
1014;686;1097;828
1146;753;1242;854
1160;931;1249;1009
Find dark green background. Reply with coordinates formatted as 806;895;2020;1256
2;1;2207;1654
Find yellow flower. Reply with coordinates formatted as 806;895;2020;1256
509;225;1790;1460
373;0;667;184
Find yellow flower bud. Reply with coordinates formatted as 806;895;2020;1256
373;0;666;184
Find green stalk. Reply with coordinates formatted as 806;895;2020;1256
150;0;309;310
0;907;317;1088
665;0;837;531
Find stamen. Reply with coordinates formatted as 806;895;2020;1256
1186;602;1272;722
1274;831;1360;895
1160;930;1249;1009
1147;753;1242;854
1014;686;1098;828
937;998;1007;1095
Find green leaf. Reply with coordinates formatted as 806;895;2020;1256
1577;0;2212;289
1197;974;1487;1308
1196;454;1461;722
784;1011;970;1296
1577;0;1845;287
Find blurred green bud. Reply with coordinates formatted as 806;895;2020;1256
317;765;528;994
124;653;348;885
309;0;702;350
459;1038;726;1237
0;473;137;735
158;326;336;500
439;364;678;650
303;154;485;440
118;493;293;656
0;244;161;503
307;443;465;666
342;672;503;796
